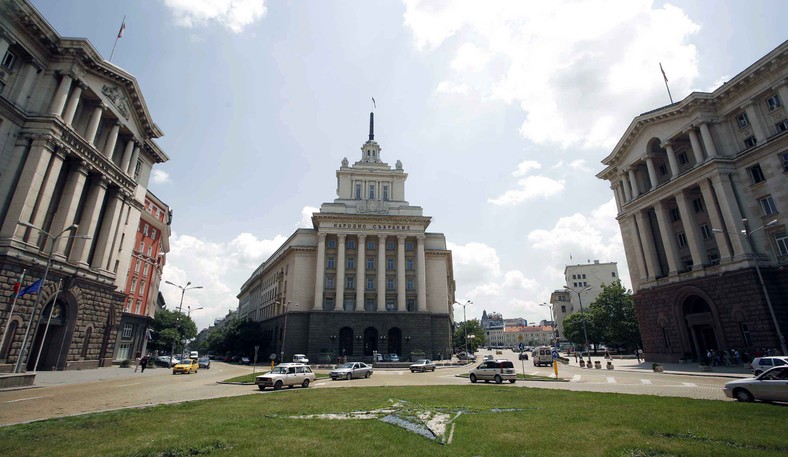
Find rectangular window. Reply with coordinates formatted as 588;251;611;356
365;298;375;311
367;258;375;270
692;198;704;213
406;278;414;290
670;208;681;222
134;260;141;273
386;278;395;290
139;242;144;252
561;305;566;313
775;231;788;256
759;196;778;215
146;246;152;256
766;94;782;111
135;300;141;314
582;274;586;279
326;275;334;289
327;257;335;269
327;239;336;249
407;298;416;312
143;264;149;275
700;224;711;240
1;51;14;70
783;152;788;172
325;297;334;309
367;241;375;250
355;183;362;199
405;241;414;251
143;224;149;236
139;280;146;294
612;272;616;277
122;323;133;339
387;241;395;250
151;229;156;240
736;112;749;129
683;259;693;271
776;120;788;133
347;257;355;269
744;136;757;148
367;277;375;290
386;258;395;270
677;232;688;248
658;163;668;176
346;277;354;289
748;164;765;184
406;259;414;270
347;239;356;249
678;151;688;165
368;184;375;199
386;299;396;311
134;160;141;178
708;250;720;265
130;278;137;294
383;185;389;201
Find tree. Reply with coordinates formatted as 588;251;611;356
453;319;485;352
149;309;197;355
588;281;641;352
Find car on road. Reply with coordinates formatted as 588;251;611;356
457;352;476;361
469;359;517;384
518;352;529;360
483;354;494;362
723;366;788;402
409;359;436;372
532;346;554;367
330;362;373;380
293;354;309;364
172;358;199;375
255;363;315;390
198;357;211;369
749;356;788;376
239;356;251;365
155;355;179;367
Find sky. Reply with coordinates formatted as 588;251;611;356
30;0;787;331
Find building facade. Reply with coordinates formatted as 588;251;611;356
113;191;170;362
503;325;553;348
0;0;168;371
237;113;455;362
552;260;619;339
598;41;788;362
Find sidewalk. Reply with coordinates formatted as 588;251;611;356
571;355;752;379
2;364;170;391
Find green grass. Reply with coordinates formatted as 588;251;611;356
1;386;786;456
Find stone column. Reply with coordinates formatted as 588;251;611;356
91;189;124;271
0;39;9;60
635;210;660;280
127;144;141;177
674;191;704;270
48;73;73;116
355;234;366;311
397;235;406;311
654;200;682;276
84;104;105;146
645;156;658;190
10;62;39;107
61;82;84;126
612;182;623;212
622;173;632;201
698;179;732;262
698;123;718;158
103;122;120;159
377;235;386;311
336;234;346;311
29;148;66;234
776;83;788;117
313;233;326;310
120;139;135;171
662;142;679;177
0;140;56;239
743;101;767;143
687;128;704;164
69;176;108;267
709;174;749;258
628;167;640;198
50;161;89;257
416;235;427;312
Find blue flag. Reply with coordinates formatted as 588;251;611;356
17;278;42;297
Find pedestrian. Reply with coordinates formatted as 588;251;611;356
604;349;611;360
140;356;148;373
636;348;643;363
574;351;579;363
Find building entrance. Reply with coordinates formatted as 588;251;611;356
681;295;719;361
27;300;67;371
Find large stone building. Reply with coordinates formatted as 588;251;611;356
238;113;455;362
0;0;168;371
551;260;620;339
598;41;788;362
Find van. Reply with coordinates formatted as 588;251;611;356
189;351;199;359
293;354;309;364
532;346;554;367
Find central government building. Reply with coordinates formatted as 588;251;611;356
237;114;456;362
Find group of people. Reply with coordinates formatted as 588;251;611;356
702;348;771;366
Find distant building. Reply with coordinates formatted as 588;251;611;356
598;41;788;362
237;113;456;362
504;325;553;348
552;261;619;340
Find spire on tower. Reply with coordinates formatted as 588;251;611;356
369;112;374;141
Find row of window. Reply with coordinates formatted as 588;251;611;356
354;182;391;201
571;281;588;288
736;94;783;130
323;296;418;312
140;223;158;240
326;238;415;251
676;228;788;257
325;275;417;291
325;256;415;270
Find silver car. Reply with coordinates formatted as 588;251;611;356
723;366;788;402
330;362;373;380
410;359;436;372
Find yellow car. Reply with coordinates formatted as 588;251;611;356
172;358;199;375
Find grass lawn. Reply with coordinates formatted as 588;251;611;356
1;386;786;456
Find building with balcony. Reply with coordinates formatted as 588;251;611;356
237;113;455;362
598;41;788;362
0;0;168;371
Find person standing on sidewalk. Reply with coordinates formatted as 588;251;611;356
140;356;148;373
636;348;643;362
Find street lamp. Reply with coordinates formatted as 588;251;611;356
279;301;290;363
165;280;203;366
454;300;472;355
564;285;592;364
540;303;557;348
187;306;203;317
712;218;786;355
14;221;90;373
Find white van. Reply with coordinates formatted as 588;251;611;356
532;346;554;367
189;351;199;359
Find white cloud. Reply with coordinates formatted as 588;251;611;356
150;169;170;184
487;175;565;206
297;206;319;228
512;160;541;177
435;81;471;95
403;0;701;149
162;0;267;33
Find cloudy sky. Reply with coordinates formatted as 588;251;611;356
31;0;786;330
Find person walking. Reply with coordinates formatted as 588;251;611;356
140;356;148;373
636;348;643;363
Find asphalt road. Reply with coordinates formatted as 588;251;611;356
0;351;742;427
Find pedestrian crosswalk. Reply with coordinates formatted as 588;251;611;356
534;371;707;390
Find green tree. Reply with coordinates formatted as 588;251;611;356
149;309;197;355
562;311;601;352
453;319;485;352
588;281;641;352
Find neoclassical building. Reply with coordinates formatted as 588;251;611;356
238;113;455;362
598;41;787;362
0;0;168;371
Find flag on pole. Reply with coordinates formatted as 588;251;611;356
117;17;126;38
372;97;376;109
659;62;668;82
17;279;42;297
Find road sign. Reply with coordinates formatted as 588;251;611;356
552;350;559;359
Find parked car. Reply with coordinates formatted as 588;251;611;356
518;352;529;360
293;354;309;364
239;356;251;365
198;357;211;369
410;359;436;372
330;362;374;380
255;363;315;391
457;352;476;361
374;353;400;362
723;366;788;402
749;356;788;376
469;359;517;384
172;358;199;375
483;355;494;362
155;355;179;367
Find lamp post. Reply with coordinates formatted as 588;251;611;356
564;285;592;364
540;303;557;349
187;306;203;317
454;300;472;355
14;221;90;373
164;280;202;367
279;301;290;364
713;218;786;355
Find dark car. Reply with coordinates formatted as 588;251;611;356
198;357;211;369
240;356;251;365
518;352;529;360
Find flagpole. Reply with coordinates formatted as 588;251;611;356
660;62;674;104
33;280;62;372
109;15;125;62
0;269;25;353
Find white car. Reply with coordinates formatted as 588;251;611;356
723;366;788;402
330;362;373;380
292;354;309;364
409;359;436;372
749;356;788;376
255;363;315;391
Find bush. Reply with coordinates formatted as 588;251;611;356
119;359;131;368
409;350;425;362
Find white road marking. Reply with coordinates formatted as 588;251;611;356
5;395;53;403
606;377;616;384
641;379;652;385
682;382;697;387
117;383;141;387
571;375;581;383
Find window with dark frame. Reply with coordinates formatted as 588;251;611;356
677;232;688;248
766;94;782;111
748;164;766;184
759;196;778;215
744;136;757;148
736;112;750;129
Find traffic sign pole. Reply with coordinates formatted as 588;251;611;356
552;349;559;378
